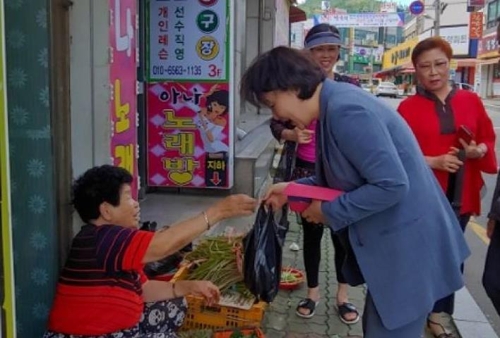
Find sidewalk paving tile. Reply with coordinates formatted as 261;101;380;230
262;214;460;338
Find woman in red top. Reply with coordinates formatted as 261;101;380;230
398;37;497;337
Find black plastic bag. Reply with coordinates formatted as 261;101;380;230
243;205;288;303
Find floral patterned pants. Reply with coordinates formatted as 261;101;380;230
43;298;187;338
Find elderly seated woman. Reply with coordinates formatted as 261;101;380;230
43;165;257;338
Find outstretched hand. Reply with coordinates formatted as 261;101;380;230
262;182;289;210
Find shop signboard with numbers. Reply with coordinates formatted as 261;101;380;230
147;82;233;188
110;0;139;198
147;0;229;82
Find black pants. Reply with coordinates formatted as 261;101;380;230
302;218;347;287
432;214;470;314
483;220;500;316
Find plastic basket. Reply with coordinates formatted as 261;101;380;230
212;327;265;338
173;265;266;331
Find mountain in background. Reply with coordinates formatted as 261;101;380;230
298;0;408;17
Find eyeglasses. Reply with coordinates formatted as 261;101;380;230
416;60;449;73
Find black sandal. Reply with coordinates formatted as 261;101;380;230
295;298;319;319
337;302;360;324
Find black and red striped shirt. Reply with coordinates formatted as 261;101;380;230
47;224;154;335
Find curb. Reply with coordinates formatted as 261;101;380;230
483;102;500;109
454;287;499;338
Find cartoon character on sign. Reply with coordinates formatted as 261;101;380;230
194;85;229;154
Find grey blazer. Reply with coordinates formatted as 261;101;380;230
298;80;470;330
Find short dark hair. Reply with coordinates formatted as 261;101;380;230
72;165;133;223
206;89;229;114
240;46;326;107
411;37;453;67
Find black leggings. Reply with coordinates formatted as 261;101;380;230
302;218;347;287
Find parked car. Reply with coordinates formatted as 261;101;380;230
449;80;475;92
361;83;373;93
374;82;398;98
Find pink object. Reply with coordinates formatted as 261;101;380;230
296;120;317;163
284;182;344;212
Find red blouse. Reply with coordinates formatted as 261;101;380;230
398;89;497;216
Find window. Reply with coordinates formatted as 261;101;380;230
487;0;498;29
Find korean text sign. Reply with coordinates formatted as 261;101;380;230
148;0;229;82
469;12;483;40
478;34;498;57
110;0;139;197
147;83;231;188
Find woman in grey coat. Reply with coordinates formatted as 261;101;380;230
240;46;470;338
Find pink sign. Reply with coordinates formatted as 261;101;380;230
109;0;138;197
147;82;231;188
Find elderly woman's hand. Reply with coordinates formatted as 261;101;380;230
206;194;257;224
207;194;257;224
179;281;220;305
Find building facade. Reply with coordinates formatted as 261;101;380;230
477;1;500;98
379;0;479;90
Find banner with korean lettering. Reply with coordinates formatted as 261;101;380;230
314;12;404;28
147;82;232;188
469;12;483;39
468;0;485;6
110;0;139;197
478;33;498;58
148;0;229;82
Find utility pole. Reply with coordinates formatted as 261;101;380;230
434;0;441;36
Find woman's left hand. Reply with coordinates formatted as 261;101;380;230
301;200;326;224
184;281;220;305
455;139;486;159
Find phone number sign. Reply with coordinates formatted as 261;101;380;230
148;0;228;82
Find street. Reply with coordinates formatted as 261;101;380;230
381;96;500;336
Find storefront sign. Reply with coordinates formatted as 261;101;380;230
148;0;229;82
419;26;470;56
382;37;418;69
147;82;233;189
468;0;485;6
478;33;498;58
469;12;483;39
314;12;405;28
380;2;398;13
110;0;139;198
